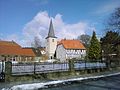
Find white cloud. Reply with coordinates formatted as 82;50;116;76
22;11;94;47
94;1;120;15
1;11;94;47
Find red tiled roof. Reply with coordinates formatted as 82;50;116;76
22;48;35;56
0;41;35;56
58;39;86;49
0;41;21;47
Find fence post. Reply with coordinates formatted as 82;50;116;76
34;62;36;74
69;59;75;75
1;60;4;73
5;61;12;82
84;60;87;74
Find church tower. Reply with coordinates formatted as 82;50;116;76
46;20;57;59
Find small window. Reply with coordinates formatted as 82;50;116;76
75;50;77;52
52;39;54;42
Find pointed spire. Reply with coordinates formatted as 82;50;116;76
46;19;57;39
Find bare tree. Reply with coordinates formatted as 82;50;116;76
31;36;41;48
102;7;120;60
107;7;120;33
77;34;91;48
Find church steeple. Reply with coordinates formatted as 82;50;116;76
46;20;57;39
46;19;57;59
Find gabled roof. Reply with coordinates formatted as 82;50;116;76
46;20;57;39
39;47;46;55
0;40;35;56
0;40;22;55
0;40;21;47
22;48;36;56
32;48;42;56
58;39;86;49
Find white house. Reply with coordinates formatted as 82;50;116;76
56;39;86;62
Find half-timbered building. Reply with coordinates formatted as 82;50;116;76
56;39;86;62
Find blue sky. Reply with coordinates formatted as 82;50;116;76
0;0;120;46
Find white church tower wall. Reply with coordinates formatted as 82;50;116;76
46;20;57;59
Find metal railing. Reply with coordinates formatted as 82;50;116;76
12;62;69;75
74;60;106;70
9;59;120;75
11;60;108;75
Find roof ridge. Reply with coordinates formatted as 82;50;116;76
0;40;21;47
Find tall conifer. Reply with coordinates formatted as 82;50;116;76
88;31;101;60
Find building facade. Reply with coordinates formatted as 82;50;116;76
0;41;35;62
56;39;86;62
45;20;86;61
